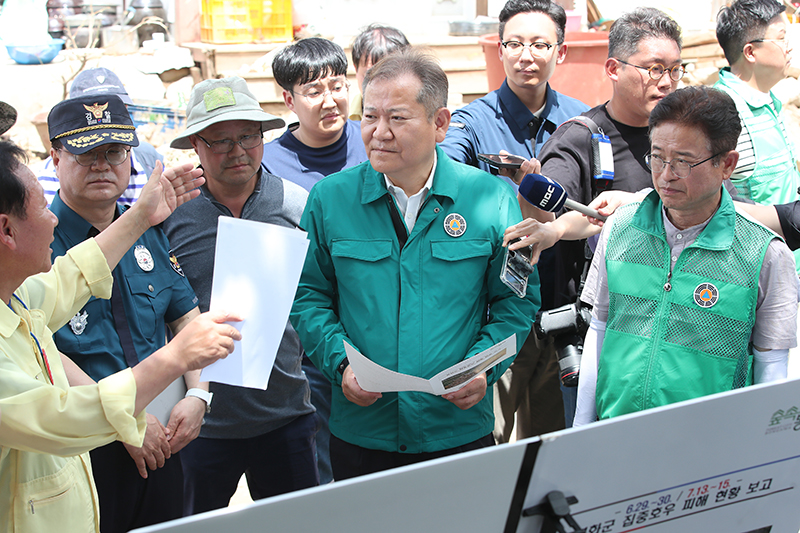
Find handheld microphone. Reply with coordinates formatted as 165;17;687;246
518;173;607;221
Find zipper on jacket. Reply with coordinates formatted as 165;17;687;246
28;485;71;514
641;239;673;407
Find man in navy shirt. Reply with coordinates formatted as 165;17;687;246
47;94;206;532
440;0;588;443
440;0;587;182
263;37;367;192
262;37;368;484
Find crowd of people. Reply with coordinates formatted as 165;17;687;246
1;0;799;530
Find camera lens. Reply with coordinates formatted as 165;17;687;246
556;343;581;387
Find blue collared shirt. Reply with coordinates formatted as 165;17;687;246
440;81;589;187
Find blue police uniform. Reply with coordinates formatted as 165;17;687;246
49;192;199;533
50;194;197;379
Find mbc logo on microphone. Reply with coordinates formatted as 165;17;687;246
539;185;555;208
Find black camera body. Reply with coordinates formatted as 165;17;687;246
535;302;592;387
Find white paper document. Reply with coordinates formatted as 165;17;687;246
343;334;516;395
204;217;309;388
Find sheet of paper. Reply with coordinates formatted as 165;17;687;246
205;217;309;388
344;341;434;394
344;334;516;395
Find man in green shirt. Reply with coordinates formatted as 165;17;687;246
714;0;800;272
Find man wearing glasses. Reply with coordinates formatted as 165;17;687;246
504;8;684;428
46;94;207;532
573;86;797;425
440;0;589;446
440;0;587;181
715;0;800;273
163;77;319;513
263;37;367;192
261;37;368;485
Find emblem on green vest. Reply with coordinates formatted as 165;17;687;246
694;282;719;308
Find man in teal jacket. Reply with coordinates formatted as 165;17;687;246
291;49;540;479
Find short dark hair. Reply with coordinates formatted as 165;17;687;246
363;48;448;120
649;86;741;161
351;24;410;70
716;0;785;65
499;0;567;44
272;37;348;92
608;7;682;60
0;141;29;219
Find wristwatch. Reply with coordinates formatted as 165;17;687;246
185;388;213;413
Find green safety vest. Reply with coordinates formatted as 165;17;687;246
596;189;775;420
715;68;800;207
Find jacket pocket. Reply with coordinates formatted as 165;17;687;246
429;239;493;300
331;239;394;293
331;239;393;262
14;456;96;532
125;273;172;339
430;239;492;262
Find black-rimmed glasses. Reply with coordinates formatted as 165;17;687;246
195;131;263;154
616;58;685;81
501;40;560;58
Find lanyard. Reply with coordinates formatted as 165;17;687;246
9;295;54;384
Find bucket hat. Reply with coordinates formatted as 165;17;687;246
171;76;284;149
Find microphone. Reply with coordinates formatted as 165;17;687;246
518;173;607;221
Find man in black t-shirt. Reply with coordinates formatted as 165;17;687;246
512;8;684;427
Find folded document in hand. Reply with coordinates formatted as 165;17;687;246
343;335;516;395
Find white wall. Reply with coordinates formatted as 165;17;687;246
291;0;479;43
594;0;722;32
288;0;718;45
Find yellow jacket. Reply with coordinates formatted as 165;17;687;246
0;239;145;532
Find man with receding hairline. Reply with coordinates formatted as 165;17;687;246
291;49;538;480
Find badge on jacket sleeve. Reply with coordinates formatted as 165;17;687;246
169;251;185;277
444;213;467;237
69;310;88;335
134;245;154;272
694;282;719;308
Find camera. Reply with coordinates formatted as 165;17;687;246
535;302;592;387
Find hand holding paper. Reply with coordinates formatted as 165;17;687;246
442;373;487;410
343;335;516;396
342;366;382;407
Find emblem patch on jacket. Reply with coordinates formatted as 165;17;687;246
134;245;154;272
444;213;467;237
169;251;185;277
694;283;719;308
